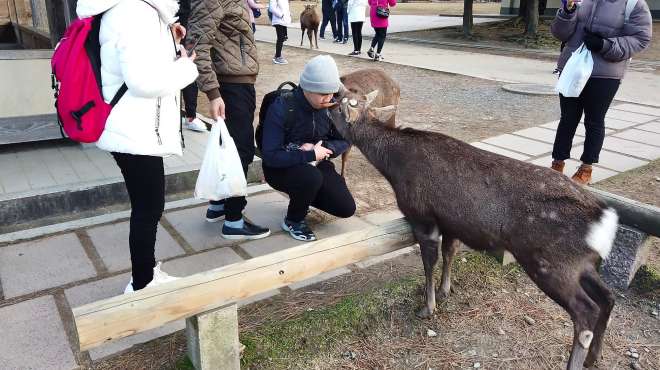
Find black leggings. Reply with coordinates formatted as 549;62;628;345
351;22;363;51
274;25;287;58
263;160;356;223
370;27;387;53
552;78;620;164
182;81;198;119
112;152;165;290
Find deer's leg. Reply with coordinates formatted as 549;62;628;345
438;236;459;299
412;222;440;319
523;261;600;370
314;28;319;48
307;30;313;49
340;147;351;177
300;28;305;46
581;268;615;367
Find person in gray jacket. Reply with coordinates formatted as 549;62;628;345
549;0;651;185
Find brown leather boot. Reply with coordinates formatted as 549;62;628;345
551;160;565;173
571;164;592;185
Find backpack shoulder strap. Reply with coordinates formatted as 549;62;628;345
281;91;296;137
625;0;638;23
110;84;128;107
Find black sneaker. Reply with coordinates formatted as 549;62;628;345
281;219;317;242
206;208;225;223
348;50;361;56
367;48;374;59
221;220;271;240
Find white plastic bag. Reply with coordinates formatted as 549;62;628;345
194;118;247;200
555;43;593;98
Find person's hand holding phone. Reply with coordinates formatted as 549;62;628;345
171;23;186;44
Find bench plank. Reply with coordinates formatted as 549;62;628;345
73;218;414;351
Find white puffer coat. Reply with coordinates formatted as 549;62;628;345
77;0;199;157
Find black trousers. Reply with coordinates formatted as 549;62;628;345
320;4;337;39
335;5;348;40
112;152;165;290
182;81;198;119
209;83;256;221
351;22;363;51
552;78;620;164
274;25;287;58
263;160;356;223
371;27;387;53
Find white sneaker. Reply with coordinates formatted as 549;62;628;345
124;262;179;294
183;117;207;132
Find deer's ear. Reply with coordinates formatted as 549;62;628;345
367;105;397;123
364;90;379;107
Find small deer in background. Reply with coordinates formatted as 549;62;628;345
300;5;320;49
328;89;619;370
338;68;400;177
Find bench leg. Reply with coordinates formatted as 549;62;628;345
600;225;650;291
186;304;240;370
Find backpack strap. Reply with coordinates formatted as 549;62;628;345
281;91;296;140
625;0;638;23
110;84;127;107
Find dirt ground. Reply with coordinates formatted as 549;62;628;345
94;44;658;370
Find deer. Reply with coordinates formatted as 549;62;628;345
327;89;619;370
300;4;320;49
338;68;400;177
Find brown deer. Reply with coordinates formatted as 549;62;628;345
328;89;619;370
300;5;320;49
338;68;400;177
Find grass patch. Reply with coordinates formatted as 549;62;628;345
630;265;660;299
174;356;195;370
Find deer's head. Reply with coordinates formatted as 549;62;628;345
328;87;397;138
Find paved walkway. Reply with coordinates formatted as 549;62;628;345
254;20;660;107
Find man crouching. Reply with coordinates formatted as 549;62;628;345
261;55;356;241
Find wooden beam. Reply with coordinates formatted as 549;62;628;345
73;218;414;351
587;187;660;237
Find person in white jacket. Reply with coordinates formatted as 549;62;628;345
76;0;198;293
269;0;292;64
347;0;367;55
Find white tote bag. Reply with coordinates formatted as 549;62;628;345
555;43;594;98
194;118;248;200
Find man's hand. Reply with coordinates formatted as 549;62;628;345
210;96;226;120
300;143;315;151
313;141;333;161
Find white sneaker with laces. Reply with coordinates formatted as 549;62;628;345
183;117;207;132
124;262;179;294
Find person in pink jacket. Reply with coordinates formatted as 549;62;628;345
367;0;395;61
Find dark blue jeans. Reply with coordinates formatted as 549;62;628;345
335;5;348;40
320;3;337;39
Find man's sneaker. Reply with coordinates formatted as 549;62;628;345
320;35;326;40
281;219;317;242
367;48;374;58
348;50;361;56
124;262;179;294
272;57;289;65
342;39;348;44
221;220;271;240
206;207;226;222
374;54;383;62
183;117;207;132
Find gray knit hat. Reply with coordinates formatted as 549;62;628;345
299;55;340;94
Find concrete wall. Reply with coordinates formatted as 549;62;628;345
0;51;54;117
501;0;660;18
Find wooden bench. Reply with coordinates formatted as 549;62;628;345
72;218;414;370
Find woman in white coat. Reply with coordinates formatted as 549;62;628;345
269;0;292;64
76;0;199;292
347;0;367;55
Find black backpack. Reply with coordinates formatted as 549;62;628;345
255;81;297;155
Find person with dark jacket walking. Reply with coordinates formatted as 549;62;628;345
549;0;652;185
320;0;337;40
188;0;271;240
261;55;356;241
178;0;206;132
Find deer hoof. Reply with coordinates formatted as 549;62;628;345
416;306;434;319
437;288;450;299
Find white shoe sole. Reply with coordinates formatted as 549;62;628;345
221;230;271;240
206;215;225;223
281;221;316;242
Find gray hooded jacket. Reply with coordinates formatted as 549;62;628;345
551;0;652;80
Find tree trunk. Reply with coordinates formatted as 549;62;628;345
525;0;539;36
463;0;473;37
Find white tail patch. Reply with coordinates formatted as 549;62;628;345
585;208;618;259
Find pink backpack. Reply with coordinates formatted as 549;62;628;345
51;15;127;143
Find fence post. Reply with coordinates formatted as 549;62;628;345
600;225;650;291
186;304;241;370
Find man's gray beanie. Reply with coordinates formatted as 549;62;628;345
299;55;340;94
